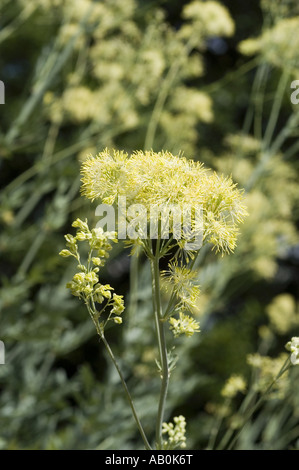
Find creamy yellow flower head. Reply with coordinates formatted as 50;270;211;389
162;415;187;449
81;149;247;254
239;17;299;72
221;374;247;398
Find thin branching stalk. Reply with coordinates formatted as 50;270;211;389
218;357;291;450
128;250;140;319
242;61;269;137
150;239;169;448
99;334;152;451
5;6;95;145
144;35;198;150
262;68;290;150
0;3;37;45
86;299;152;451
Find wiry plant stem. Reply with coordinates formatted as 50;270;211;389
150;239;169;449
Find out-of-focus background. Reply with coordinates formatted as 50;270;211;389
0;0;299;450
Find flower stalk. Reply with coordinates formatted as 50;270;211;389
61;148;249;450
100;331;152;451
85;297;152;450
218;356;291;450
150;240;170;449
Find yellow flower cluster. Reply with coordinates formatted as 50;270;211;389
247;352;289;398
38;0;236;155
221;374;247;399
239;17;299;73
180;1;235;41
261;0;299;16
214;132;299;280
81;149;247;255
162;415;187;449
162;262;200;309
266;294;298;335
169;312;200;338
59;218;124;327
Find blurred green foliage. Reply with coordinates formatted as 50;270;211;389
0;0;299;450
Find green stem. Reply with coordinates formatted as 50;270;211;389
162;290;177;320
270;111;299;156
5;7;94;145
0;3;37;45
129;250;140;320
150;242;169;449
100;333;152;451
284;139;299;160
223;357;291;450
144;36;196;150
242;61;268;137
86;300;152;450
15;230;46;280
206;397;231;450
262;68;290;151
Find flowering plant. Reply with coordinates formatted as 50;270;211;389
60;149;299;450
60;149;251;449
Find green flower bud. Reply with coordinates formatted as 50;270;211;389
72;218;89;231
97;249;109;257
85;271;98;284
77;264;87;272
83;286;93;295
76;231;91;241
111;294;125;314
64;234;76;244
66;281;82;297
59;249;73;257
92;257;103;266
73;272;86;284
